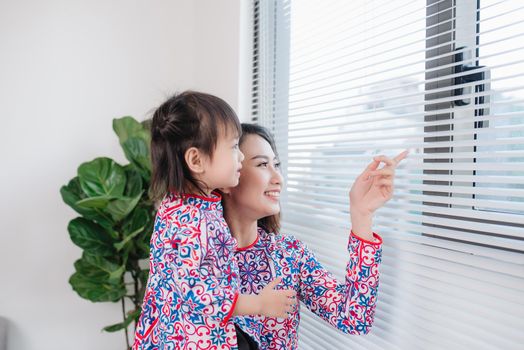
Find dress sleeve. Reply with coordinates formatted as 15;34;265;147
298;232;382;334
170;208;239;324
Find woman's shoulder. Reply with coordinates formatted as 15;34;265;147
258;227;305;254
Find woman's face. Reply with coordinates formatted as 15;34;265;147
225;134;283;221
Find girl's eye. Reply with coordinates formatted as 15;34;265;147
233;143;239;149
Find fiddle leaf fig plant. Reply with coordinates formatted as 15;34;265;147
60;116;154;348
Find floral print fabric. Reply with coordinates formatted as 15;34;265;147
133;192;240;350
234;228;382;349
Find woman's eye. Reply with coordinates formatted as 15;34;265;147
275;162;281;169
257;162;268;167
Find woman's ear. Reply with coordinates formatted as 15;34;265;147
184;147;206;174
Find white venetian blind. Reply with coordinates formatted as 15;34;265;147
252;0;524;349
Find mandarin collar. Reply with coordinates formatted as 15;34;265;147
172;191;222;211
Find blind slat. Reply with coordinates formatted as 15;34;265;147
252;0;524;348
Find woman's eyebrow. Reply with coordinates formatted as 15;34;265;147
250;155;270;161
250;155;278;161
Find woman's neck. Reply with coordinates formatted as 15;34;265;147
225;212;258;248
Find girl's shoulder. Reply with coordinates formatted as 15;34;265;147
158;193;205;223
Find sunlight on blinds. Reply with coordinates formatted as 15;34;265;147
252;0;524;349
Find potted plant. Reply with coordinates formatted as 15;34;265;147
60;116;154;348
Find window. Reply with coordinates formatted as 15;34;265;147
252;0;524;348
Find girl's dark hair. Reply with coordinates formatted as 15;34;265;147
240;123;281;234
149;91;241;200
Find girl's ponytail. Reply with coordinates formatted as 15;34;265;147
149;91;241;200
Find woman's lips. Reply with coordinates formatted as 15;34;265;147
264;191;280;200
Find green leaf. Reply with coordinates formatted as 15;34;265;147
113;116;149;145
74;258;110;283
123;206;149;235
140;269;150;286
122;137;151;178
114;226;144;251
74;254;125;284
78;252;126;285
135;208;154;259
103;308;141;333
124;166;143;197
68;218;115;256
113;117;151;178
108;265;126;284
61;177;85;208
83;252;122;272
69;252;127;302
102;322;126;333
60;178;114;228
69;272;126;302
137;240;151;260
75;195;114;209
120;206;154;257
105;192;143;222
78;158;126;197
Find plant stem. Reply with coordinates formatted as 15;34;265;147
133;267;140;332
121;298;130;349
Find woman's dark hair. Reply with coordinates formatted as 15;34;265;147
149;91;241;200
240;123;281;234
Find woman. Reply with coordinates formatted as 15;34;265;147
221;123;407;349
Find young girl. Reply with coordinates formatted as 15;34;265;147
222;124;407;349
133;92;295;350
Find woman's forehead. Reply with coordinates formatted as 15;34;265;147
241;134;275;158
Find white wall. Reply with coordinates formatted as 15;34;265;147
193;0;253;121
0;0;250;349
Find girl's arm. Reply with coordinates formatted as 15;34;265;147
173;212;294;325
172;212;237;324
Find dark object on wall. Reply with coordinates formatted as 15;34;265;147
0;316;7;350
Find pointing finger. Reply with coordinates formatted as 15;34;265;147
394;150;409;163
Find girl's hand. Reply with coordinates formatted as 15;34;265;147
258;277;296;318
349;151;408;239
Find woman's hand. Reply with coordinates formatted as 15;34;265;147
349;150;408;239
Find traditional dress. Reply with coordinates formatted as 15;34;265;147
133;192;240;350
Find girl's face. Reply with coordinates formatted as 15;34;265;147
225;134;283;220
203;128;244;191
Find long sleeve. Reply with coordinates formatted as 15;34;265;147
168;208;239;324
298;232;382;334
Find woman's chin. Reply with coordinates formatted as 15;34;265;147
263;204;280;217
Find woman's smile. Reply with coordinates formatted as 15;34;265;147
264;190;280;201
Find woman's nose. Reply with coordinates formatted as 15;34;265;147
271;167;283;184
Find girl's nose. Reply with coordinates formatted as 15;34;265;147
238;150;245;162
